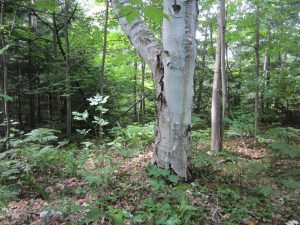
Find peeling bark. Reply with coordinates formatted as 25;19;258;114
113;0;198;179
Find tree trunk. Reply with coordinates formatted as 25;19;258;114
0;2;9;138
133;60;138;121
211;30;222;152
140;62;145;123
99;0;109;96
28;6;36;129
64;0;72;138
254;3;260;140
17;68;22;126
52;13;60;121
211;0;226;152
220;0;226;150
48;92;53;122
112;0;198;179
262;53;270;118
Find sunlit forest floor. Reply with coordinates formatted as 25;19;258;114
0;126;299;225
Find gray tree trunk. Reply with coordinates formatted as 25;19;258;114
64;0;72;138
140;62;145;123
28;4;37;129
211;0;226;152
113;0;198;179
220;0;226;148
0;2;9;138
133;60;138;122
254;3;260;140
211;30;222;152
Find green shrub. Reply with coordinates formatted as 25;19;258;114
226;112;255;137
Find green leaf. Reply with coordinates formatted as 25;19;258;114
35;0;56;12
282;178;300;190
118;5;140;24
127;0;143;5
0;93;13;102
144;6;168;24
167;174;179;184
269;141;300;158
132;214;144;222
259;185;273;197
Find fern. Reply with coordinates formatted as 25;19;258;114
23;128;60;144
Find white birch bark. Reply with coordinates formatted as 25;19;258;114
112;0;198;179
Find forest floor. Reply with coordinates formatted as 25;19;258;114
0;132;299;225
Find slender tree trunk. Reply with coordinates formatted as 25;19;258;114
262;52;270;119
17;68;22;126
140;62;145;123
48;92;53;121
0;2;9;138
99;0;109;96
52;13;60;121
220;0;226;149
28;6;36;129
254;3;260;140
37;80;42;126
211;30;222;152
133;60;138;121
64;0;72;138
211;0;226;152
113;0;198;179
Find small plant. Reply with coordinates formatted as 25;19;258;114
226;112;255;137
23;128;60;145
73;93;109;142
108;122;154;157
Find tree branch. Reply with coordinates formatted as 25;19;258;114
111;0;163;74
58;3;78;31
32;10;53;29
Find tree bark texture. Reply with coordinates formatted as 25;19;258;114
254;3;260;139
140;62;145;122
133;60;138;121
211;0;226;152
211;30;222;152
0;2;10;138
28;6;36;129
112;0;198;179
64;0;72;138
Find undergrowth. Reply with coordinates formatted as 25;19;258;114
0;124;299;224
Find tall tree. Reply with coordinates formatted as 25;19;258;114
0;2;9;138
254;1;260;140
140;62;145;123
211;0;226;152
99;0;109;96
64;0;72;138
28;0;37;129
113;0;198;179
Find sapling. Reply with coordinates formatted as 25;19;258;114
72;94;109;144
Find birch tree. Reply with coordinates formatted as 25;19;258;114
112;0;198;179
